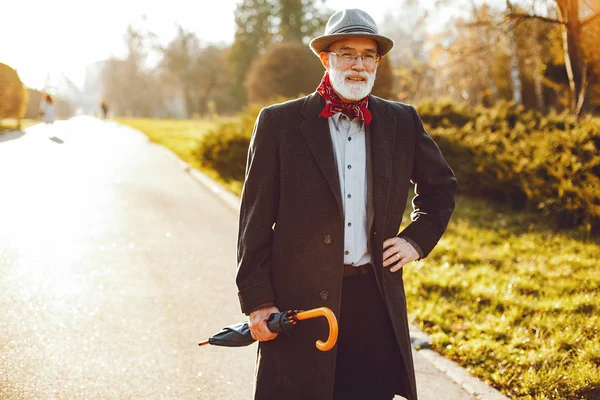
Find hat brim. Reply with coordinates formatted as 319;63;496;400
309;33;394;57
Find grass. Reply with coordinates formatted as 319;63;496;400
402;196;600;399
118;117;600;399
116;117;241;194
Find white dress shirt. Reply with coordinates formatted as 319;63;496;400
328;112;371;266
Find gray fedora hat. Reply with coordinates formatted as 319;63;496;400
309;9;394;56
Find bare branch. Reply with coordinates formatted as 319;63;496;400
508;12;565;25
576;61;588;116
447;45;491;58
581;12;600;27
581;0;598;13
458;20;505;34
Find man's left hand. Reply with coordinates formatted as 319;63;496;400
383;237;419;272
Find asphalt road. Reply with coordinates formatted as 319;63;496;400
1;118;255;399
0;117;479;400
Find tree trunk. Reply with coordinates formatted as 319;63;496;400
556;0;586;114
533;65;546;113
470;0;498;104
184;89;193;118
507;0;523;105
532;22;547;113
486;63;499;104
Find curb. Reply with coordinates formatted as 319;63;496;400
409;325;509;400
155;143;510;400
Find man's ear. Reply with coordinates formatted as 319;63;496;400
318;51;330;70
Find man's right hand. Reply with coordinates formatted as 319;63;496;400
249;305;280;342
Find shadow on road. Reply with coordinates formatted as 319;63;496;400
49;136;64;144
0;130;25;143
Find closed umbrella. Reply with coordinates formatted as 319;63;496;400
199;307;338;351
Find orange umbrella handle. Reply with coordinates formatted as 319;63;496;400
295;307;338;351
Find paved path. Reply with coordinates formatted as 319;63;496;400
0;117;502;399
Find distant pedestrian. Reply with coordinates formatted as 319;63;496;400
100;100;109;119
39;93;55;124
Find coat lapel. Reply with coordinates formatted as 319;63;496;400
300;93;344;219
368;96;396;232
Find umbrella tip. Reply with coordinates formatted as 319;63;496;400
198;340;210;346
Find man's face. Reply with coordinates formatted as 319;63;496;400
319;38;379;102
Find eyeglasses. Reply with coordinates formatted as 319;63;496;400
329;52;381;67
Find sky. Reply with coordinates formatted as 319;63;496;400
2;0;447;91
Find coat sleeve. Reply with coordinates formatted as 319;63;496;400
398;105;457;258
236;107;279;315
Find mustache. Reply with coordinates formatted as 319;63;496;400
343;70;371;80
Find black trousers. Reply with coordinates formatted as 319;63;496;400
333;269;404;400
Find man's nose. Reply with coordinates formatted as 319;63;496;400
352;56;366;71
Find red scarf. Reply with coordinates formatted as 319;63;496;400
316;72;372;125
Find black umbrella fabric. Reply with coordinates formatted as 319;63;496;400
201;321;254;347
199;311;294;347
198;307;338;351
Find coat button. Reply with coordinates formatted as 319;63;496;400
319;291;329;301
322;235;332;245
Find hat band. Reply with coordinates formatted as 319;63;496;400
331;25;377;35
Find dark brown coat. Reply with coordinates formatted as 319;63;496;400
236;93;457;400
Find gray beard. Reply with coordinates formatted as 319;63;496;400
328;58;376;101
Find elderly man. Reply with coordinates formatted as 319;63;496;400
236;8;457;400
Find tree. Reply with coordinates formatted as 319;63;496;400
428;6;514;107
0;63;28;128
229;0;329;108
509;0;600;114
505;0;523;104
229;0;275;107
582;6;600;109
372;57;395;100
159;26;232;117
160;26;201;117
191;45;231;116
381;0;443;103
381;0;428;68
245;41;324;103
101;24;166;117
276;0;330;43
512;9;563;112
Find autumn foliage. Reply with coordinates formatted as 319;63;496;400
0;63;28;123
197;99;600;235
245;41;325;104
418;100;600;234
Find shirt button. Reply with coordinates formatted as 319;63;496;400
348;222;352;227
344;250;349;255
347;165;352;169
322;235;333;245
319;291;329;301
348;137;352;141
347;194;352;199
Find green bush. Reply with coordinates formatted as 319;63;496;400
416;99;474;128
193;102;272;182
425;101;600;234
194;122;250;182
195;98;600;235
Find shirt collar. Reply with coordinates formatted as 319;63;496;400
330;112;365;136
